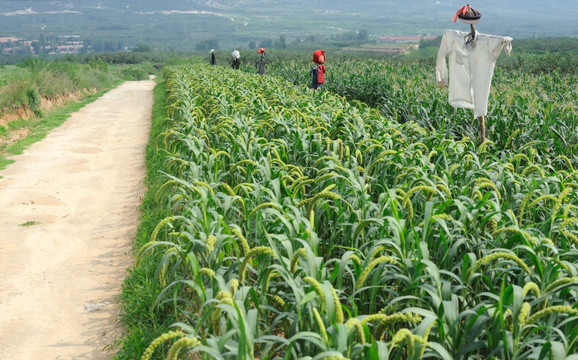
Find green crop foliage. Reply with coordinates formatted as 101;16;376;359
261;56;578;167
131;62;577;360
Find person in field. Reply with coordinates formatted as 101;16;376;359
210;49;217;65
256;48;267;75
310;49;326;89
231;50;241;69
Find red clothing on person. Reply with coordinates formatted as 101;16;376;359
316;65;326;85
312;50;326;85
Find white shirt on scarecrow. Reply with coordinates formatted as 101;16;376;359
436;29;513;118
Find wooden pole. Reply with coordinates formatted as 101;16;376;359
480;115;486;143
468;24;486;143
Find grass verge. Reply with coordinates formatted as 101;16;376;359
0;88;110;171
112;77;177;360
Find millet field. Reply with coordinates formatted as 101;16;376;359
115;50;578;360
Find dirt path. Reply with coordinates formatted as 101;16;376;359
0;80;156;359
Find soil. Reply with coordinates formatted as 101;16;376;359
0;79;156;359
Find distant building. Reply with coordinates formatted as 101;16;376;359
1;37;33;54
55;44;84;54
377;36;437;43
0;37;22;44
0;35;85;55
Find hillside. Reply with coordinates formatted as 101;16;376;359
1;0;577;52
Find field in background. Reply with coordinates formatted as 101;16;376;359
341;43;418;55
258;52;578;165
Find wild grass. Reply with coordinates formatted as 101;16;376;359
19;220;40;226
113;79;178;360
0;59;153;170
0;58;151;117
0;89;105;170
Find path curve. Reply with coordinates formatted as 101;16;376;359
0;80;155;359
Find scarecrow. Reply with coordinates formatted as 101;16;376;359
310;49;326;89
256;48;267;75
231;50;241;69
436;4;513;142
210;49;216;65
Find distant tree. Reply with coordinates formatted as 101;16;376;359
196;39;219;51
248;40;256;49
97;40;121;53
339;31;358;41
62;54;76;62
276;35;287;49
133;43;153;52
31;41;42;55
259;39;273;48
16;46;32;56
358;29;369;41
421;36;441;46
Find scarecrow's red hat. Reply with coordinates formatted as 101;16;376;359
452;4;482;24
257;48;266;54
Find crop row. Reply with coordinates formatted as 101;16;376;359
139;64;577;360
261;57;578;165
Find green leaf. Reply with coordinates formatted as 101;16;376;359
427;342;454;360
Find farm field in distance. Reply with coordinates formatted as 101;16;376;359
340;43;418;55
113;44;578;359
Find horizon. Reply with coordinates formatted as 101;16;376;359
0;0;577;52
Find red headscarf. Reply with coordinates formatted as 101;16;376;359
312;50;325;64
452;5;470;22
313;50;326;85
257;48;266;54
